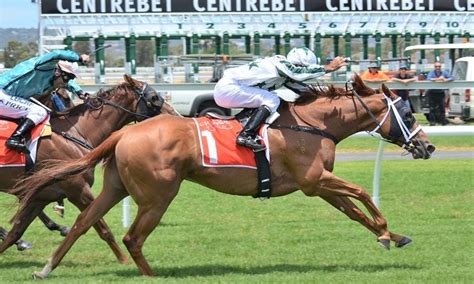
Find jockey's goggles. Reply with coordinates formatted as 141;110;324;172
61;71;76;82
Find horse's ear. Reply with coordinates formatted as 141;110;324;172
381;83;393;98
351;73;375;95
351;73;364;89
123;74;141;89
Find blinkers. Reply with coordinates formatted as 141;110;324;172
388;98;416;144
134;83;164;121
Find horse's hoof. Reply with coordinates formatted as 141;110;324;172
60;227;70;237
32;272;45;280
17;240;33;251
378;238;390;250
395;236;412;248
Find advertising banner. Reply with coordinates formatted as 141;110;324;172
41;0;473;15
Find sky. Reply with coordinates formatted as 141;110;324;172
0;0;39;28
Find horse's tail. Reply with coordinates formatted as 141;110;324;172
11;128;126;222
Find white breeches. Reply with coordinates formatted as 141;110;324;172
0;89;48;125
214;77;280;112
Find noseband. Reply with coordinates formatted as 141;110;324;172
349;84;421;150
91;82;164;120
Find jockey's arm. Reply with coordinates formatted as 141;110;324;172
66;80;85;98
284;81;311;95
276;61;327;82
34;50;81;68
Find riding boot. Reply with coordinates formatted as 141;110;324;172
236;105;271;151
5;118;36;154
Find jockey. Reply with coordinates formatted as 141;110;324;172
0;50;90;153
214;47;347;150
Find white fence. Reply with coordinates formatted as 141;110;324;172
122;125;474;227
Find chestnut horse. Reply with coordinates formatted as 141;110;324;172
0;75;179;259
12;75;434;278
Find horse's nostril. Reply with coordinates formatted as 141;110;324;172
427;144;436;153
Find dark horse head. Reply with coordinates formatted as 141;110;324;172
85;74;174;122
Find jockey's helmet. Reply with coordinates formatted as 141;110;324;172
368;62;380;69
287;47;317;67
57;61;81;79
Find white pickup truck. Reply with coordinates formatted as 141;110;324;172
161;89;228;117
448;56;474;120
163;88;298;117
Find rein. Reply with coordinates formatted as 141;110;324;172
95;96;150;120
50;82;158;151
269;100;339;144
346;81;421;148
270;123;339;144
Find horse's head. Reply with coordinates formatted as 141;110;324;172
378;83;435;159
351;74;435;159
122;74;168;121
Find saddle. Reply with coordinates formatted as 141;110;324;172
0;117;51;171
197;109;276;199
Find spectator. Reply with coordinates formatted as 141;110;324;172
426;61;454;126
391;64;416;108
360;62;391;83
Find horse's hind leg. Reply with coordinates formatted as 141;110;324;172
0;227;7;241
0;226;32;251
33;171;127;279
0;202;45;253
0;227;31;251
38;212;70;236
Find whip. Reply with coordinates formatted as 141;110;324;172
86;44;112;56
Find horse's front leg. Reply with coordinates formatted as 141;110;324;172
319;194;412;248
318;194;380;236
303;169;392;249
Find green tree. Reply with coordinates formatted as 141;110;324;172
4;40;36;68
136;40;154;67
74;41;91;54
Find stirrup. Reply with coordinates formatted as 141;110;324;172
5;138;30;154
236;135;266;151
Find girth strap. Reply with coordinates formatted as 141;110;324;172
271;124;339;144
253;150;272;199
59;131;94;150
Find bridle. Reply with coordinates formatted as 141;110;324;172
54;82;164;150
347;81;422;151
87;82;164;121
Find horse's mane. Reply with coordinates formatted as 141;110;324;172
294;84;350;105
294;74;376;105
51;82;132;117
295;74;376;105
